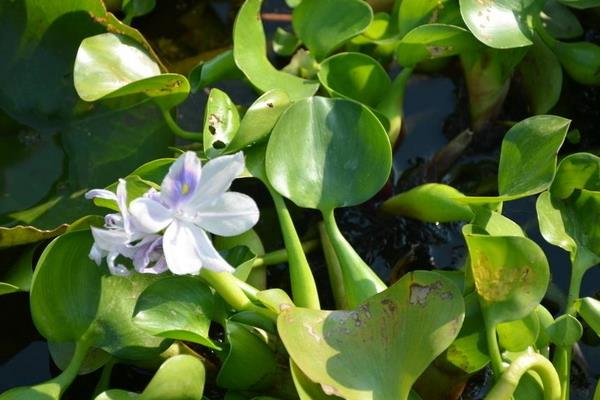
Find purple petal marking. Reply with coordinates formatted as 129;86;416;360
161;152;202;209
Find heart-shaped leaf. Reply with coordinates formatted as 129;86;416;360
464;233;550;326
266;96;391;211
132;276;220;350
292;0;373;60
234;0;319;100
459;0;534;48
278;271;464;400
547;314;583;346
203;89;240;159
318;53;390;108
461;115;569;203
396;24;479;67
497;311;540;352
30;231;169;359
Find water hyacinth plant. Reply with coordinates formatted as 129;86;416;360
0;0;599;400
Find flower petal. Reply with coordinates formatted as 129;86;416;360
161;151;202;209
85;189;116;201
91;227;130;251
188;152;245;206
129;197;174;233
194;192;259;236
163;221;233;274
116;179;133;234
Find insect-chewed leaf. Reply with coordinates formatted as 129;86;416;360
278;271;464;400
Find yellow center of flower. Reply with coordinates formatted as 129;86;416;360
182;183;190;195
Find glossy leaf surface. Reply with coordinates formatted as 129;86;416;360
30;231;168;359
396;24;479;67
318;53;391;108
547;314;583;346
465;233;550;325
203;89;240;158
233;0;319;100
228;90;290;153
266;97;391;211
292;0;373;60
381;183;474;222
459;0;533;48
133;276;219;350
278;271;464;400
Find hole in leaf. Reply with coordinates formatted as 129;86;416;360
213;140;226;149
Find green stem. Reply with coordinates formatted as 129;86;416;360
533;16;557;50
252;239;320;268
376;66;413;146
554;254;589;400
49;341;89;395
161;108;204;142
268;187;321;310
594;378;600;400
321;209;386;308
484;320;505;378
200;269;254;311
92;359;115;397
318;222;348;309
485;353;561;400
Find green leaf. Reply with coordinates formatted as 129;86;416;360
381;183;474;222
266;97;391;211
0;0;162;129
443;293;490;374
227;90;291;153
122;0;156;22
30;231;169;359
537;190;600;270
518;34;562;114
95;355;206;400
278;271;464;400
461;115;569;202
397;0;452;37
540;0;583;39
551;153;600;199
459;0;533;48
0;245;35;295
189;50;243;93
233;0;319;100
74;33;189;110
132;276;220;350
292;0;373;60
317;53;391;108
553;41;600;86
396;24;479;67
0;225;67;249
217;321;278;391
202;89;240;159
273;28;301;57
290;360;341;400
547;314;583;346
464;233;550;326
498;115;569;197
576;297;600;335
470;208;525;237
93;175;157;212
497;311;540;352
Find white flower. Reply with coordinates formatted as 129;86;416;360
129;151;259;275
